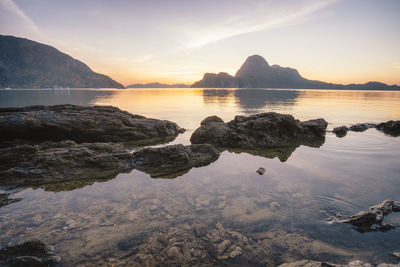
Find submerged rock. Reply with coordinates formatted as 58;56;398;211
0;240;60;266
333;126;349;138
376;120;400;137
190;113;327;161
349;123;376;132
0;140;134;189
279;259;398;267
342;200;400;232
0;105;184;143
256;167;265;175
132;144;220;178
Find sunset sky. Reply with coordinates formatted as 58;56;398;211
1;0;399;86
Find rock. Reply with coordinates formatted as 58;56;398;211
279;260;398;267
0;240;60;266
333;126;349;137
349;123;375;132
132;144;220;178
166;246;182;261
229;246;242;258
192;223;209;238
217;240;231;255
342;200;400;232
376;120;400;136
0;193;22;208
0;105;183;143
393;252;400;259
191;113;327;151
256;167;265;175
0;140;134;189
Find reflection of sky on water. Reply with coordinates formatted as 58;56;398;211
0;88;400;265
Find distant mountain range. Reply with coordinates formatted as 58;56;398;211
126;82;189;88
192;55;400;90
0;35;123;89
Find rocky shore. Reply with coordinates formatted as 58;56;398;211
333;121;400;137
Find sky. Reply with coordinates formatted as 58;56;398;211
1;0;399;86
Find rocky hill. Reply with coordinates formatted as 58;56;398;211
0;35;124;89
192;55;400;90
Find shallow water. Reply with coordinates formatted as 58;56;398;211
0;88;400;266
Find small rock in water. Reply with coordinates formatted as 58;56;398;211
256;167;265;175
167;246;182;260
392;252;400;259
332;126;349;137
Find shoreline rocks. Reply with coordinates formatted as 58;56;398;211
0;140;135;189
279;259;400;267
190;113;327;161
342;200;400;232
132;144;220;178
333;120;400;137
0;105;184;143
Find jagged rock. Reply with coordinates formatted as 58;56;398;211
132;144;220;178
342;200;400;232
0;105;183;143
256;167;265;175
349;123;376;132
0;140;134;189
0;240;60;266
333;126;349;137
376;120;400;136
190;113;327;161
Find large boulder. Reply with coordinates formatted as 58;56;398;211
0;105;184;143
0;140;135;190
190;113;327;150
132;144;220;178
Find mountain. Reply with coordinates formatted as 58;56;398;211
126;82;189;88
192;55;400;90
0;35;124;89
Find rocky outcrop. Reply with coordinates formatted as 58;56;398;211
0;140;135;189
342;200;400;232
132;144;220;178
0;35;123;89
333;121;400;137
192;55;400;90
0;240;61;266
192;72;239;88
0;105;184;143
190;113;327;158
279;260;399;267
333;126;349;138
376;120;400;136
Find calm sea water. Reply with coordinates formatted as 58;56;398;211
0;88;399;266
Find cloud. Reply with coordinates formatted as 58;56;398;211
184;0;338;49
0;0;43;38
392;62;400;69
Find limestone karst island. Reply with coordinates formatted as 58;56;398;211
0;1;400;266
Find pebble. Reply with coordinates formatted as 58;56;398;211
256;167;265;175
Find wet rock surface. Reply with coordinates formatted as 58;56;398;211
279;259;400;267
376;120;400;136
0;240;61;266
0;105;184;143
191;113;327;149
0;140;135;189
0;193;22;208
132;144;220;178
190;113;327;161
333;120;400;137
342;200;400;232
333;126;349;138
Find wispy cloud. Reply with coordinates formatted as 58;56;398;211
184;0;338;49
0;0;44;38
392;62;400;69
